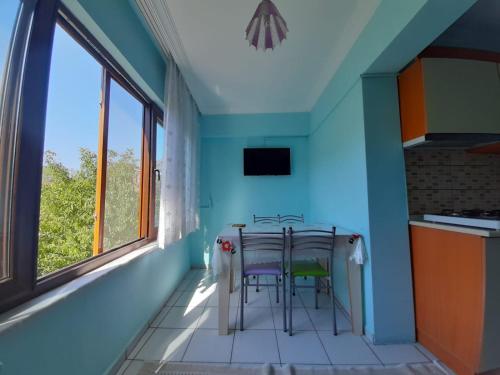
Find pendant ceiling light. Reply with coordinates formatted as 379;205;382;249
245;0;288;51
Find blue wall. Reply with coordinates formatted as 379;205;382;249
308;81;372;329
192;113;310;267
311;0;428;135
201;113;309;138
307;77;413;343
63;0;166;104
306;0;476;343
0;239;191;375
362;75;414;343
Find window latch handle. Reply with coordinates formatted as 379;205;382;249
154;169;161;181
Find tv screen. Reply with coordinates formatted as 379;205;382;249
244;148;291;176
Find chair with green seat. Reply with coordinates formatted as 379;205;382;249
287;226;337;336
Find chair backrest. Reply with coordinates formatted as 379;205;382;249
239;228;286;270
279;214;304;223
288;227;336;266
253;214;279;224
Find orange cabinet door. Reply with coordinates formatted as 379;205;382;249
411;226;484;375
398;59;428;142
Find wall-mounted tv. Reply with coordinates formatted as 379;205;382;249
243;148;291;176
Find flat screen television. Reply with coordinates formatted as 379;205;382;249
243;148;291;176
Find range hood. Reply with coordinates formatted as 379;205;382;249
403;133;500;149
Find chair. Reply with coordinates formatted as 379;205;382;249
251;215;280;292
253;214;279;224
288;226;337;336
239;228;287;331
279;214;304;223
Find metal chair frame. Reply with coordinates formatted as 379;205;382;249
239;228;287;332
287;226;337;336
279;214;305;223
253;214;279;224
251;215;281;294
251;214;304;291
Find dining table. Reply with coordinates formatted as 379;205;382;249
211;223;366;335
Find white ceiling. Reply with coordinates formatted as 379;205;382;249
164;0;381;114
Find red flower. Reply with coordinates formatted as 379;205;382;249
221;240;233;252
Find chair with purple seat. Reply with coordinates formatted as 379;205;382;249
238;227;286;331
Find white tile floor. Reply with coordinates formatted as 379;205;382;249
116;269;445;375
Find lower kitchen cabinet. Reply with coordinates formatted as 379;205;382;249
410;225;500;375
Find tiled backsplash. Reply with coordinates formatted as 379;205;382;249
404;149;500;215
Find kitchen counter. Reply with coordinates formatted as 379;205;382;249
409;219;500;238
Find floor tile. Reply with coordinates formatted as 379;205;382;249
272;308;314;331
127;269;411;369
299;290;333;309
151;306;172;327
183;329;234;363
243;289;271;307
127;328;155;358
117;359;144;375
271;291;303;308
232;330;280;363
435;361;456;375
135;328;193;361
292;364;349;370
318;332;381;365
369;343;429;364
165;291;182;307
116;359;132;375
174;288;212;309
293;276;316;287
197;278;217;292
415;343;439;361
237;307;275;330
266;285;282;304
306;307;351;333
206;290;240;307
185;269;210;280
177;278;201;291
159;306;204;329
197;307;238;329
276;330;330;365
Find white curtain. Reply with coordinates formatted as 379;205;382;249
158;60;200;248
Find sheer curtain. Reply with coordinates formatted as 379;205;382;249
158;60;200;248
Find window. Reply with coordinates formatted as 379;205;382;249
102;78;144;251
0;0;21;283
154;118;165;229
0;1;163;311
38;24;101;277
38;20;158;277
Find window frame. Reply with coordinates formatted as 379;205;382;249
0;1;163;312
92;71;147;255
150;107;164;239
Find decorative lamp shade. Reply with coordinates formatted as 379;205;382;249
245;0;288;51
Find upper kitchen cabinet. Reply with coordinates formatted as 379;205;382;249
398;56;500;147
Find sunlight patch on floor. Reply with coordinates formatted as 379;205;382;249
184;280;215;314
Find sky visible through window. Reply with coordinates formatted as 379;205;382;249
1;13;148;170
45;24;143;171
0;1;19;82
44;24;101;169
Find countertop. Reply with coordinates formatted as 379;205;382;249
410;219;500;238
